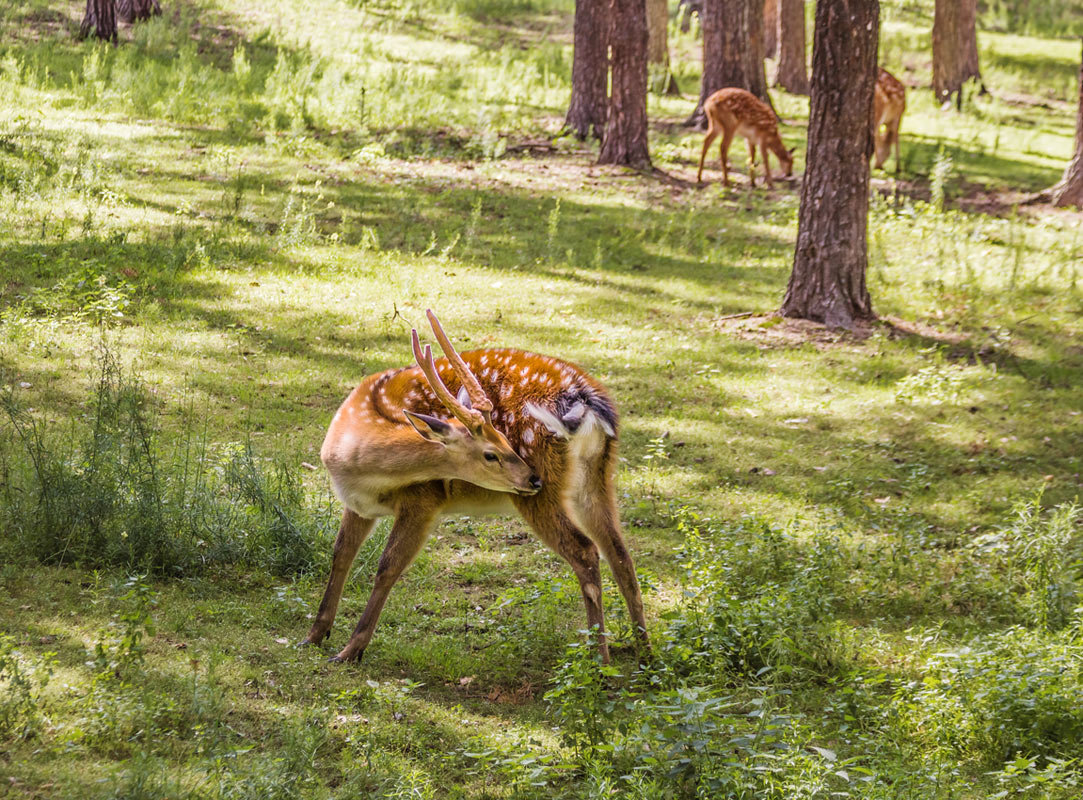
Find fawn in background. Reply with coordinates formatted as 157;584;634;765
873;68;906;172
697;87;794;188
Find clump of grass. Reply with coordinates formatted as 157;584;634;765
0;343;333;577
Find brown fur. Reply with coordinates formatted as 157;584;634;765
873;68;906;172
305;323;649;665
697;88;794;188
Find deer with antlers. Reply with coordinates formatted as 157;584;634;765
873;68;906;172
696;87;794;188
301;311;649;664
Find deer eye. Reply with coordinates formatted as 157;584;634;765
484;452;499;462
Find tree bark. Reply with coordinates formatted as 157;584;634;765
780;0;879;329
80;0;118;43
599;0;652;167
775;0;809;94
687;0;775;127
764;0;779;60
1052;40;1083;208
933;0;980;108
745;0;773;104
116;0;161;24
566;0;609;139
959;0;984;92
647;0;680;94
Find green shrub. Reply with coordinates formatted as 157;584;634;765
0;345;333;576
0;633;54;742
893;624;1083;766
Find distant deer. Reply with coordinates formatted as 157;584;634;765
873;68;906;172
696;87;794;188
302;311;649;664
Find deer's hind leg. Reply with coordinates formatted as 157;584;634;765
719;126;735;186
563;437;649;651
890;119;902;172
516;493;611;663
302;509;376;646
697;124;720;184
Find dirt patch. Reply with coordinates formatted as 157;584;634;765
714;312;997;352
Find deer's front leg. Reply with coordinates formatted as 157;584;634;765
331;500;438;663
302;510;376;646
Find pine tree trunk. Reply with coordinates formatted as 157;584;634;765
959;0;983;91
775;0;809;94
764;0;779;60
80;0;118;43
566;0;609;139
599;0;651;167
744;0;773;105
780;0;879;329
687;0;775;127
1053;40;1083;208
647;0;680;94
933;0;977;109
117;0;161;24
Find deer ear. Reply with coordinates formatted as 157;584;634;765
788;147;796;156
403;410;455;443
456;386;473;409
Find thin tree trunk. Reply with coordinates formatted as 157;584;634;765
764;0;779;60
933;0;978;109
775;0;809;94
780;0;879;329
566;0;609;139
116;0;161;24
959;0;984;93
80;0;118;44
599;0;651;167
1052;40;1083;207
687;0;774;127
647;0;680;94
745;0;773;105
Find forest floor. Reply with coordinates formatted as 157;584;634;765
0;0;1081;798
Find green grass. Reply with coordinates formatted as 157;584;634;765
1;0;1082;797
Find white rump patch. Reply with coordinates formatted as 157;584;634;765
525;402;569;438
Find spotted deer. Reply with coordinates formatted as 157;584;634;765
302;311;649;664
873;68;906;172
696;87;794;188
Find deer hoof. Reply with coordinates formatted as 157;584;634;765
329;648;364;663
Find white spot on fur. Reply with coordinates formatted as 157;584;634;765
522;428;534;445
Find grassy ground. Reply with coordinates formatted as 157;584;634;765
1;0;1082;797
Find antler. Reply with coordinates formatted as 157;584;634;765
411;328;486;431
425;310;494;417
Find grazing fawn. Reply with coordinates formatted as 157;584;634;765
697;87;794;188
873;68;906;172
302;311;649;664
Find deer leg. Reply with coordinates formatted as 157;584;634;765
891;121;901;173
301;510;376;645
719;128;735;187
558;439;648;651
697;127;719;185
331;499;439;663
516;497;611;663
763;148;774;188
747;140;758;187
567;482;649;653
